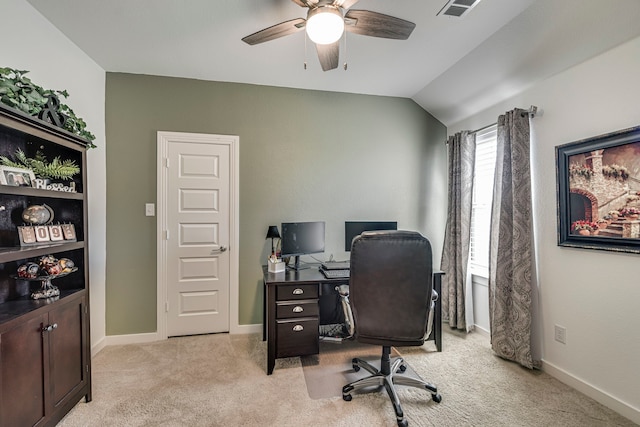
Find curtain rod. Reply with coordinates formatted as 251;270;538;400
523;105;538;118
445;105;539;143
471;122;497;134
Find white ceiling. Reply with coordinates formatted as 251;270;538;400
25;0;640;126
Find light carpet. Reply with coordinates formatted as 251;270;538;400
57;329;637;427
300;339;407;399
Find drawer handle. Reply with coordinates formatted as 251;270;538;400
293;324;304;332
292;306;304;313
292;288;304;295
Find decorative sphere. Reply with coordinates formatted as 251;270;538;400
22;204;54;225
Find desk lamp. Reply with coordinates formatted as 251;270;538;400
266;225;280;256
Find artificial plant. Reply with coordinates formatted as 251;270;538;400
0;67;96;147
0;149;80;181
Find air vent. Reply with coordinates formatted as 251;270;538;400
437;0;482;18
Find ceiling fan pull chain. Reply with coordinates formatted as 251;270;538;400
304;33;308;70
343;32;348;71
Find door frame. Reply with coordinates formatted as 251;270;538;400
156;131;239;340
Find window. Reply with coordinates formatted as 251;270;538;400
469;125;497;277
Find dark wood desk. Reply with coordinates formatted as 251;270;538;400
262;266;443;375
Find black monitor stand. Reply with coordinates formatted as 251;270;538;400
288;255;309;271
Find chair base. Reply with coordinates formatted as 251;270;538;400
342;346;441;427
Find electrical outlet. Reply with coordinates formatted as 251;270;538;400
554;324;566;344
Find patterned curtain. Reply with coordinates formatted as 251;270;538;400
489;109;540;369
440;131;476;332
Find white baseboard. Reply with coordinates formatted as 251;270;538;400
91;336;107;357
469;328;637;424
542;360;640;425
98;324;262;352
473;324;490;337
104;331;162;347
230;323;262;335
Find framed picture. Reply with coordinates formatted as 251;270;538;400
556;125;640;254
0;166;35;187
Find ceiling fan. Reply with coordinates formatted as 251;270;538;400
241;0;416;71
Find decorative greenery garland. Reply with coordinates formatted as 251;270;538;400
0;149;80;181
0;67;96;147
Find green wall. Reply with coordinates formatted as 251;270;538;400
105;73;447;335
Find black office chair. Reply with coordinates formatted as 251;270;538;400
342;230;441;427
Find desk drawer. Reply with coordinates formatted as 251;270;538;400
276;284;318;301
276;300;319;319
276;318;319;358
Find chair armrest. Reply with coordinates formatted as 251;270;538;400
426;289;438;338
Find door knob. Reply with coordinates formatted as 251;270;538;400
211;246;228;254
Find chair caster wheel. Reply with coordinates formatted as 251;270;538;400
398;364;407;373
397;419;408;427
352;365;360;372
343;394;352;401
432;393;442;403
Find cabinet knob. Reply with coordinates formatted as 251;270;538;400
42;323;58;332
292;306;303;313
292;288;304;295
292;324;304;332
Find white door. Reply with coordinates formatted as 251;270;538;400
157;132;237;337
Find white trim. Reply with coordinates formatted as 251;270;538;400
157;134;169;340
229;133;241;334
91;336;107;357
469;265;489;279
95;326;260;358
233;323;262;335
156;131;240;340
104;332;161;347
473;324;490;336
471;273;489;287
542;360;640;424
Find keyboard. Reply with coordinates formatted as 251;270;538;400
321;268;350;279
321;261;350;270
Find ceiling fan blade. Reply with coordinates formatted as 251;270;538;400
335;0;359;9
291;0;319;7
344;10;416;40
316;42;340;71
242;18;306;45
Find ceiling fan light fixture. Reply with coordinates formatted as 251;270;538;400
306;6;344;45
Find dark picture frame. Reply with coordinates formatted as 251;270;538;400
556;125;640;254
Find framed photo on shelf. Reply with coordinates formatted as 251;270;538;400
0;166;35;187
556;125;640;254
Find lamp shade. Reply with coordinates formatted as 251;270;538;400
266;225;280;239
306;6;344;45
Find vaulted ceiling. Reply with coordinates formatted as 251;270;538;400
26;0;640;125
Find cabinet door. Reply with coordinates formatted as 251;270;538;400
0;314;48;427
48;297;86;411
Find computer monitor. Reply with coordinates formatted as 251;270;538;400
344;221;398;251
281;221;325;270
